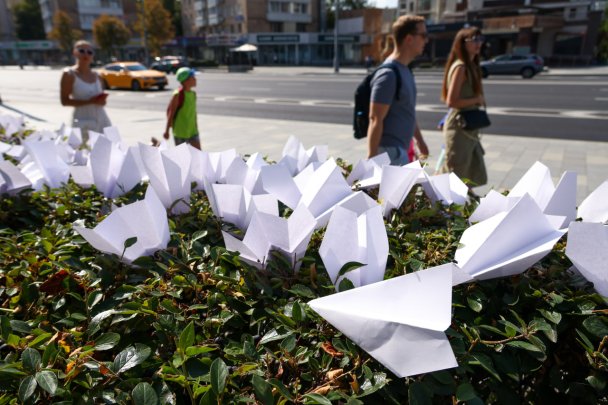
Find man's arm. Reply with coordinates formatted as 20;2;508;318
413;123;429;159
367;102;390;159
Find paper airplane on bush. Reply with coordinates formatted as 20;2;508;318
22;140;70;189
74;186;170;263
320;192;388;290
0;112;24;136
279;135;328;176
379;161;424;217
222;205;316;269
346;153;390;189
420;172;468;206
0;160;31;194
139;143;192;214
453;194;566;285
224;153;267;194
565;222;608;297
207;183;278;230
470;162;577;228
308;263;458;378
577;181;608;224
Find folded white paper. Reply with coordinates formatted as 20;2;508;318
74;186;170;263
471;163;577;229
347;153;390;188
565;222;608;297
578;181;608;224
454;194;566;284
139;143;192;214
0;160;31;194
299;158;353;219
320;192;388;290
420;172;468;206
280;135;328;176
222;205;316;269
260;164;302;209
208;183;278;230
22;140;70;189
379;161;424;218
0;112;24;136
308;263;458;378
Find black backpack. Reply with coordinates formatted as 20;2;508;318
353;62;402;139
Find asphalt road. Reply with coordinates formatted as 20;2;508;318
1;69;607;142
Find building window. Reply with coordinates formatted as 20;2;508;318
293;2;308;13
409;1;414;12
270;22;283;32
296;22;307;32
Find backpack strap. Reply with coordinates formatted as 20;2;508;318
372;62;402;101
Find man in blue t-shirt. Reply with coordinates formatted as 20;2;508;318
368;15;429;165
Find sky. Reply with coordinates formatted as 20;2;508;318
369;0;399;8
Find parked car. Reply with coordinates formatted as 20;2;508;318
481;54;544;79
150;56;187;74
98;62;168;91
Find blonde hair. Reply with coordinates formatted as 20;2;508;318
73;40;93;50
382;15;425;58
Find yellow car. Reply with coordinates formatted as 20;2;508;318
98;62;168;91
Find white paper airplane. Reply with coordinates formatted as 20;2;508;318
577;181;608;224
565;222;608;297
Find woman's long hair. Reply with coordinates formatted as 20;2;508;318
381;15;425;60
441;27;483;101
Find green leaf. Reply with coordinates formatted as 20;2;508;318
467;297;482;312
583;316;608;339
336;262;365;282
252;374;273;405
132;382;159;405
178;321;195;354
210;357;229;396
86;290;103;309
185;346;216;357
94;333;120;351
586;375;606;391
113;344;151;374
18;375;37;403
455;383;476;401
506;341;543;353
291;301;305;323
0;315;12;340
303;393;333;405
87;309;117;336
469;353;502;382
338;277;355;292
22;348;41;372
408;381;432;405
288;284;315;299
35;370;58;395
538;309;562;325
124;236;138;249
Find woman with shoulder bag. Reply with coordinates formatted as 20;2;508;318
440;27;489;189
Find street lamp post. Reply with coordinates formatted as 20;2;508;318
333;0;339;74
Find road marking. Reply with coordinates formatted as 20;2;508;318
595;97;608;101
145;94;156;98
241;87;272;92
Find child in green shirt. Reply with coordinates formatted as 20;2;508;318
163;67;201;149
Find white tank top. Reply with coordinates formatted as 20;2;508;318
68;69;111;134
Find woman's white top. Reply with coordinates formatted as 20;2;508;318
68;68;111;134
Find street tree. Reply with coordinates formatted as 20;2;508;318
48;11;83;56
12;0;45;40
162;0;183;38
598;5;608;62
325;0;369;29
136;0;175;57
93;14;131;60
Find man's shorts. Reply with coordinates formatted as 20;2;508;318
174;135;200;146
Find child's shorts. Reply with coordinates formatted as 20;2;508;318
174;135;200;146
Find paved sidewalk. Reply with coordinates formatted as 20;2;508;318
1;98;607;203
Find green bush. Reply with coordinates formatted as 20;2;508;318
0;169;606;404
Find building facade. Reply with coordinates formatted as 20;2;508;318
400;0;607;64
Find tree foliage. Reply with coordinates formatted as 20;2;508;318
12;0;45;40
325;0;369;30
136;0;174;57
92;14;131;57
598;5;608;63
162;0;183;38
47;10;82;52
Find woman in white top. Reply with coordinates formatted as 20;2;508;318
60;40;111;137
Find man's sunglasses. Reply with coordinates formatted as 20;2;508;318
77;48;94;55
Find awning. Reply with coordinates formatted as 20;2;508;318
230;43;258;52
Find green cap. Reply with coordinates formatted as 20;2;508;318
176;67;196;83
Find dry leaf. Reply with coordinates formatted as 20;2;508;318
321;341;343;357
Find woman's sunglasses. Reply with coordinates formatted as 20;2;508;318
77;48;94;56
465;36;485;43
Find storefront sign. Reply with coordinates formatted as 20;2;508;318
318;35;359;43
257;34;300;43
15;41;55;50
